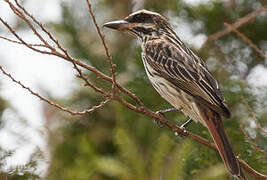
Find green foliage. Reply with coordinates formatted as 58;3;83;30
20;0;267;179
113;127;146;179
191;164;227;180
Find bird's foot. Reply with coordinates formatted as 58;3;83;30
154;111;167;128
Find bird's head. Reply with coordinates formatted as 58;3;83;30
103;9;171;40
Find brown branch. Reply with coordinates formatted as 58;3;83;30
114;93;267;179
224;23;266;59
4;0;54;51
2;0;111;98
0;1;266;179
240;125;267;157
241;96;267;135
203;6;264;45
237;158;267;180
0;17;53;55
259;5;267;13
84;0;145;107
13;0;68;54
86;0;117;93
0;35;47;47
0;65;111;115
1;4;143;108
3;0;144;108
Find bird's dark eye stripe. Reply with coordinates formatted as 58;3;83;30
133;27;153;34
127;13;154;23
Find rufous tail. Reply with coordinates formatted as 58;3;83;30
197;104;247;180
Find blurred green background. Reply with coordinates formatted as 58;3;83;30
0;0;266;179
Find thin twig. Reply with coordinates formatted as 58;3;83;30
13;0;66;54
241;96;267;135
0;65;111;115
237;158;267;180
72;60;109;97
0;17;53;55
1;3;143;107
259;5;267;13
240;125;267;157
6;0;110;97
224;23;266;59
0;1;266;178
203;6;264;45
115;94;267;179
4;0;54;51
0;35;47;47
85;0;117;94
85;0;144;107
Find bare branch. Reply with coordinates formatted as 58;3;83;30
224;23;266;59
0;16;53;55
0;1;266;179
203;6;264;45
241;96;267;135
259;5;267;13
237;158;267;180
0;35;47;47
1;0;144;108
240;125;267;157
85;0;117;93
70;57;111;98
0;65;111;115
115;93;267;179
4;0;54;50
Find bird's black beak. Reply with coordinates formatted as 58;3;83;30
103;20;130;31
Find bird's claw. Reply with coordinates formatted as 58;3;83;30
174;126;188;138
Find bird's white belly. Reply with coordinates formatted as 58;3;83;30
142;57;203;124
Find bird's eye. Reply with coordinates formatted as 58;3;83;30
134;14;145;22
127;13;153;23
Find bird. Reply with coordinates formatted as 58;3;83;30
104;9;247;180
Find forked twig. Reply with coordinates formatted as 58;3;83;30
240;125;267;157
0;0;266;179
241;96;267;135
86;0;117;93
204;6;264;45
0;65;111;115
0;35;47;47
224;23;266;59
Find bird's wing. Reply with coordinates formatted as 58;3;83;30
144;39;231;118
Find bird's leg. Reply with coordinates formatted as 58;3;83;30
180;118;193;129
175;118;193;137
156;107;177;114
154;107;177;127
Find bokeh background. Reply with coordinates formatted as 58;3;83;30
0;0;266;179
